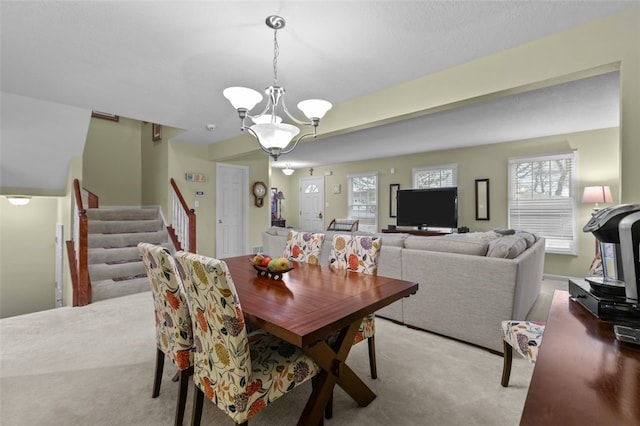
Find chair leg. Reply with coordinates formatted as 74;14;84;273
501;340;513;387
324;390;333;420
191;384;204;426
174;367;192;426
152;348;165;398
368;336;377;379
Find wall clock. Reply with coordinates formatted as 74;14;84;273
253;181;267;207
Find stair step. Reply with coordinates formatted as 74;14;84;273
83;205;171;303
89;219;164;234
88;261;146;282
88;244;172;264
87;208;159;221
88;230;168;249
91;277;151;302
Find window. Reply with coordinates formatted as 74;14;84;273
413;164;457;188
347;172;378;233
508;151;578;254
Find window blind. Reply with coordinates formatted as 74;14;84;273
508;151;578;254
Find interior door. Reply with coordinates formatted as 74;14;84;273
216;163;248;258
299;176;325;231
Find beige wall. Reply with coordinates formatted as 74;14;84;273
167;140;217;257
0;197;58;317
279;127;619;279
141;122;170;211
0;156;81;318
83;116;142;205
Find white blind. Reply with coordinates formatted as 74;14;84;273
347;172;378;233
413;164;457;188
508;151;578;254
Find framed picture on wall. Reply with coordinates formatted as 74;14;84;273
91;111;119;122
475;179;490;220
152;123;162;141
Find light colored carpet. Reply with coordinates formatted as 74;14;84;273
0;279;566;425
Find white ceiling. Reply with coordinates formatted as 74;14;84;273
1;1;634;188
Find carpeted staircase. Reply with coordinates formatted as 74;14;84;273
87;207;171;302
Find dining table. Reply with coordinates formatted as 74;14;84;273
223;255;419;426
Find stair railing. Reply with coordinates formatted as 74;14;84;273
168;178;196;253
67;178;92;306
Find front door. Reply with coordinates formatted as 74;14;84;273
299;176;325;231
216;163;248;258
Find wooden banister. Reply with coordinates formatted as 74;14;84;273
69;178;91;306
169;178;196;253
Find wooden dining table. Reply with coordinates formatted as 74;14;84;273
222;255;419;426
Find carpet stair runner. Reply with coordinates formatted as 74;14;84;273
87;207;171;302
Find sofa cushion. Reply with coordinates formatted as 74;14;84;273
404;235;489;256
486;235;528;259
515;231;538;248
376;233;410;247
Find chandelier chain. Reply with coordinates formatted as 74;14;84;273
272;28;279;85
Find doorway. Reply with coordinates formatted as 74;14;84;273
216;163;249;258
299;176;325;231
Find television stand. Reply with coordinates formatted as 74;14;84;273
382;228;451;237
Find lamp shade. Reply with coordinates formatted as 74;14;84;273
223;87;263;111
276;191;285;200
297;99;332;119
250;123;300;149
582;186;613;204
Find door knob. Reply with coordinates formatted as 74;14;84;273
218;219;222;223
318;212;323;219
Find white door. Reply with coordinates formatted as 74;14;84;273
216;163;248;258
299;176;325;231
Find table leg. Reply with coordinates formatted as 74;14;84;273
298;320;377;425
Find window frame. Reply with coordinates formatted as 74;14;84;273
412;163;458;188
508;151;579;255
347;172;378;233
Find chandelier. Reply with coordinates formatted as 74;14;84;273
223;15;332;161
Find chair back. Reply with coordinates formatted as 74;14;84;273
283;230;325;265
138;243;193;370
173;252;251;405
329;234;382;275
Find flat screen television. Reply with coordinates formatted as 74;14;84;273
396;187;458;229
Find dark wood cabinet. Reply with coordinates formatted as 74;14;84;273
271;218;286;228
520;290;640;425
381;228;450;237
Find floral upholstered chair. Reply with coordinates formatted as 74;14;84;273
500;320;545;387
283;230;325;265
173;251;319;425
138;242;193;426
329;234;383;379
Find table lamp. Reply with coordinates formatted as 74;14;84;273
582;186;613;213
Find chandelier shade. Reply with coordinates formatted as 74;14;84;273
222;87;263;111
223;15;332;161
282;163;295;176
249;123;300;150
297;99;333;119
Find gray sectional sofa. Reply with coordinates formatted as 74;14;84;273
262;227;545;353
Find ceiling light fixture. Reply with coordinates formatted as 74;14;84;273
282;163;295;176
223;15;332;161
7;196;32;206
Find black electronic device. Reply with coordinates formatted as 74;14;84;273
396;187;458;230
570;203;640;326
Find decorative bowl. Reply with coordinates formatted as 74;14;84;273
248;257;293;280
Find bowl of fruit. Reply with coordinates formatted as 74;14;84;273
249;254;293;280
